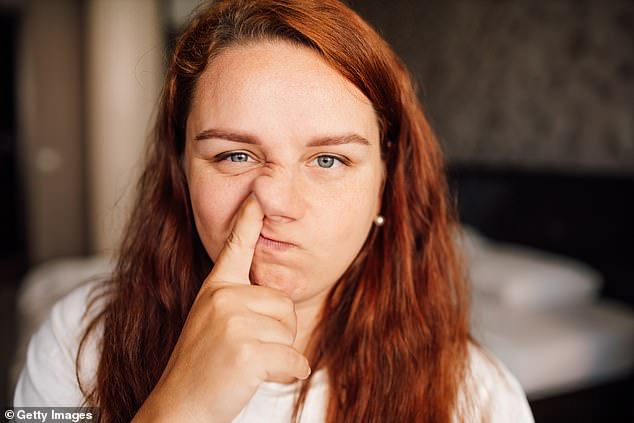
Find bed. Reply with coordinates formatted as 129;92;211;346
450;167;634;422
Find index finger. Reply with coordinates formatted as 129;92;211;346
210;193;264;284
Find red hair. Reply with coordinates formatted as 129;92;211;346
80;1;472;421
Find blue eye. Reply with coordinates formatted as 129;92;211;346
314;155;342;168
225;152;250;162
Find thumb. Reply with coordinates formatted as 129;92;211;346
209;193;263;284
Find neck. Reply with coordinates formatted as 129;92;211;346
292;297;323;356
273;290;327;384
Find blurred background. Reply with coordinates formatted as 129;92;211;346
0;0;632;421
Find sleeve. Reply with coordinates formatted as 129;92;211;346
462;344;535;423
13;281;103;407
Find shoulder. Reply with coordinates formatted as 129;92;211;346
13;279;107;406
457;343;535;423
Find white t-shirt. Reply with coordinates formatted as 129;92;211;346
14;281;534;422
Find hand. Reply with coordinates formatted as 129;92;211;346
133;194;311;423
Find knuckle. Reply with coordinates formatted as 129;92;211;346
294;354;310;377
287;349;301;367
196;281;215;299
235;340;258;366
224;313;246;333
225;228;255;256
280;328;295;346
280;295;295;312
226;230;245;250
287;332;296;346
284;348;306;377
209;286;234;310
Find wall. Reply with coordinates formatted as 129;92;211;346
17;0;85;264
350;0;634;173
85;0;163;255
15;0;163;263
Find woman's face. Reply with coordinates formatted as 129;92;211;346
184;41;383;306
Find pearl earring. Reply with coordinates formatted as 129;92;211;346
374;215;385;226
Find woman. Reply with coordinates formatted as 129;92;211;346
15;0;534;422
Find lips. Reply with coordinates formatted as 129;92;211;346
257;233;296;251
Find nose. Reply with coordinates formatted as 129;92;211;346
252;166;306;223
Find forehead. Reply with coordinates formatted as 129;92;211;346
187;40;380;145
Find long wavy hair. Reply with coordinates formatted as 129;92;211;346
79;0;472;421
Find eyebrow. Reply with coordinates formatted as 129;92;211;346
307;134;370;147
194;128;371;147
194;128;258;144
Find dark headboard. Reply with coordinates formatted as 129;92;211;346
448;166;634;307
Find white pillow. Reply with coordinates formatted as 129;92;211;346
461;227;603;310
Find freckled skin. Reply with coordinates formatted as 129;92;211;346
184;40;383;311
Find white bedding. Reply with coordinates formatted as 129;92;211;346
472;296;634;399
460;226;603;311
463;224;634;399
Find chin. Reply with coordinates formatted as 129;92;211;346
249;263;305;299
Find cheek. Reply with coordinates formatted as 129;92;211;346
189;174;250;261
309;171;379;258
